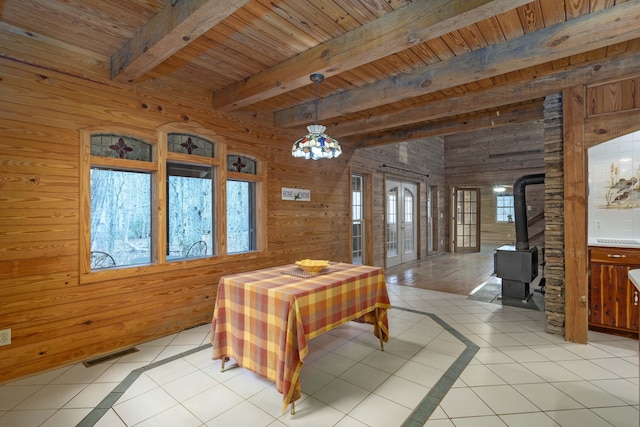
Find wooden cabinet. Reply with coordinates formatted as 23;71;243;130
589;247;640;338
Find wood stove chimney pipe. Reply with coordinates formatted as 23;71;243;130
513;173;545;251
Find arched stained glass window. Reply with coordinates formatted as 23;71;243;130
226;154;259;254
168;133;215;158
91;134;152;161
227;154;256;174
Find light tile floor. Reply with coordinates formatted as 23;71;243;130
0;284;638;427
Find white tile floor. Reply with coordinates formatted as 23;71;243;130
0;284;638;427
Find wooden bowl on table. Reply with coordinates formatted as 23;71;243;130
295;259;329;274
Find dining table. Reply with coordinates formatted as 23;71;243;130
210;262;391;414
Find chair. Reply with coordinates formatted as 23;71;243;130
186;241;207;257
90;251;116;269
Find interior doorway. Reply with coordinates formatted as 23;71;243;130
386;178;418;267
351;174;366;265
452;187;480;253
427;185;438;254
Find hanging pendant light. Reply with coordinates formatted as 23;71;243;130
291;73;342;160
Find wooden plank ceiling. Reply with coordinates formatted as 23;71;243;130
1;0;639;147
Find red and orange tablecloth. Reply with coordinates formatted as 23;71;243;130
210;262;391;413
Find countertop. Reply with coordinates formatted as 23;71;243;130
588;238;640;249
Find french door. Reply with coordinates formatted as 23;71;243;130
452;187;480;253
386;179;418;267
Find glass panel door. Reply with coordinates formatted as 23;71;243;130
427;186;438;253
453;188;480;253
386;179;418;267
386;184;398;260
351;174;365;264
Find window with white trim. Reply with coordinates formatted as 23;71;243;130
351;174;365;264
496;193;515;223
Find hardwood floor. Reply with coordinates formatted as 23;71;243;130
385;244;501;295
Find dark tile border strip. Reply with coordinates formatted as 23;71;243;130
77;343;212;427
398;307;480;427
77;307;478;427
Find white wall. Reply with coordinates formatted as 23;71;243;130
588;131;640;242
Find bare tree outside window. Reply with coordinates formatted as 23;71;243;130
86;132;260;271
167;163;213;259
90;168;151;267
227;180;256;253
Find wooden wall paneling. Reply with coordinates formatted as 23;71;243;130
480;187;519;245
0;55;265;138
0;122;80;265
584;109;640;150
351;137;445;266
364;171;374;265
0;65;182;132
586;76;640;117
0;54;354;383
444;120;546;246
371;172;387;265
562;85;589;344
0;22;110;82
4;300;213;380
0;22;220;111
445;161;546;180
0;261;77;291
4;279;210;347
1;266;215;358
261;143;352;264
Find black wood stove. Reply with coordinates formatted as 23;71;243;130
494;173;544;301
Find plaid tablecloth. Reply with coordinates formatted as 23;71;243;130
210;262;391;413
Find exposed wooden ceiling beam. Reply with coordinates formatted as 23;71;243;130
276;1;640;128
211;0;532;111
111;0;249;83
331;49;640;138
350;99;545;147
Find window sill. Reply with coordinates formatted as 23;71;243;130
80;252;263;285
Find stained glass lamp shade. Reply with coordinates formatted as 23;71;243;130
291;124;342;160
291;73;342;160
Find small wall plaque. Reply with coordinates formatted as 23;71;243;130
281;187;311;201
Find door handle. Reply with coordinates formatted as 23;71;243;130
607;254;626;258
634;290;639;306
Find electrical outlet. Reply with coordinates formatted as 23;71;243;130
0;329;11;346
